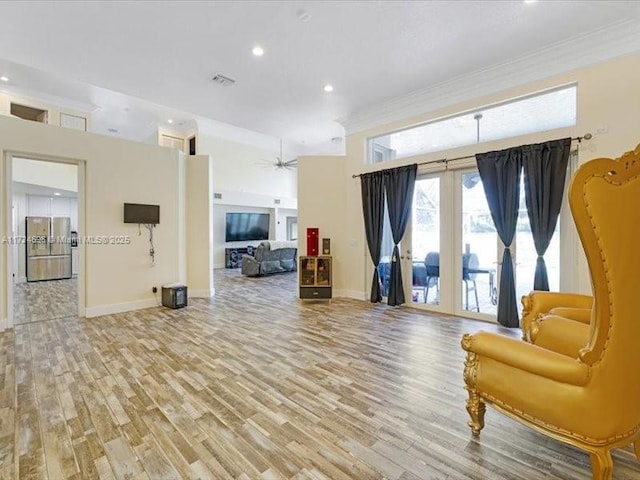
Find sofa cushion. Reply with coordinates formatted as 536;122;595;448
278;248;297;270
261;259;284;274
241;242;297;276
253;241;271;262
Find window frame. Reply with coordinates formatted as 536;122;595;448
367;83;577;164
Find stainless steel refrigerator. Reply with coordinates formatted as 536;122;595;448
26;216;72;281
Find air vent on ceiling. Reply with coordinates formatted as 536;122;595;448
211;74;236;86
214;193;222;199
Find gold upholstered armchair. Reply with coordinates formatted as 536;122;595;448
461;144;640;480
521;291;592;357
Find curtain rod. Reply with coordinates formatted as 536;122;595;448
351;133;592;178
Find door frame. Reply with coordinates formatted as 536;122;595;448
403;160;500;322
365;156;577;322
2;151;86;329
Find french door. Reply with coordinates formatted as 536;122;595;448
399;169;499;321
382;166;563;322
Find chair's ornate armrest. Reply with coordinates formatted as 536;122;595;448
529;314;590;358
548;307;591;325
521;291;593;340
462;332;589;386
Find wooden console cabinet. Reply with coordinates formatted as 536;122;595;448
299;256;332;300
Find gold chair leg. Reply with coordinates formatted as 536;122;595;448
589;449;613;480
465;390;486;436
461;346;485;436
634;439;640;461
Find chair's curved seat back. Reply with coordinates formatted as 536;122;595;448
462;253;480;281
569;144;640;432
424;251;440;277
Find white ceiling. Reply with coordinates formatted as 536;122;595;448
0;1;638;155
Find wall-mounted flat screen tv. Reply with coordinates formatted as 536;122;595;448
124;203;160;224
225;213;269;242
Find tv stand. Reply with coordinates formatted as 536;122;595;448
224;246;256;268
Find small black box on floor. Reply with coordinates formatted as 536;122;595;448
162;283;187;309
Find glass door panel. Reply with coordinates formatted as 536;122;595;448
461;171;498;316
378;201;394;298
515;174;560;312
410;177;440;306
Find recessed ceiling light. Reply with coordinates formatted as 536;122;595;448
524;0;537;3
252;46;264;56
54;192;61;196
168;119;174;124
0;76;8;82
323;84;334;93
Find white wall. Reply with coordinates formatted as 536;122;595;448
198;133;297;200
13;157;78;192
212;204;272;268
198;133;299;269
0;115;185;326
298;52;640;301
275;208;297;241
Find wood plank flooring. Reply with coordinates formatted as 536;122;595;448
1;268;639;479
13;278;77;325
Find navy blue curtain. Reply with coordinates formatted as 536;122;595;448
476;149;522;327
384;164;417;306
360;171;386;302
523;139;571;290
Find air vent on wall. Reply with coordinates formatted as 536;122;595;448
214;193;222;199
211;74;236;86
274;199;281;205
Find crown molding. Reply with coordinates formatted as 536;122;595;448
341;19;640;135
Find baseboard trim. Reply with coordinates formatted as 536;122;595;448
14;276;26;284
189;288;214;298
85;298;160;318
333;289;367;301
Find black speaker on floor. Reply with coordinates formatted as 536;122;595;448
162;284;187;309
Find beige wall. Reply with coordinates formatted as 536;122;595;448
0;115;184;326
297;155;350;294
298;52;640;300
186;155;214;296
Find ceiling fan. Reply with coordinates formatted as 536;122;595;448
271;139;297;169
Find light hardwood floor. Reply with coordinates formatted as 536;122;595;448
13;278;78;325
1;268;638;479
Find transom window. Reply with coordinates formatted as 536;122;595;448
368;84;577;164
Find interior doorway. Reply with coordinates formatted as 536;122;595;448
10;157;80;324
